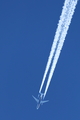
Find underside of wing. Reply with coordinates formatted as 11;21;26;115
41;100;49;104
32;95;39;103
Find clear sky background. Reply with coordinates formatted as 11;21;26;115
0;0;80;120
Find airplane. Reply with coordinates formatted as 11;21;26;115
32;92;49;109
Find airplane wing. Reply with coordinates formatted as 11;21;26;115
41;100;49;104
32;95;39;103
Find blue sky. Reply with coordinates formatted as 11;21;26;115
0;0;80;120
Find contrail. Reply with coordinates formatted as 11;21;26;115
44;0;78;97
39;0;78;96
39;0;75;93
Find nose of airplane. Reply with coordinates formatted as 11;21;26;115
36;104;40;109
36;106;39;109
36;107;38;109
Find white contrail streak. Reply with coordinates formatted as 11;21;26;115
44;0;78;97
39;0;78;96
39;0;76;93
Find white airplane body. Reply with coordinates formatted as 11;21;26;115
32;93;49;109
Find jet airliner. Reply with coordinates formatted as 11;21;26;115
32;93;49;109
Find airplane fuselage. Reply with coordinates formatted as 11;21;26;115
36;93;44;109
